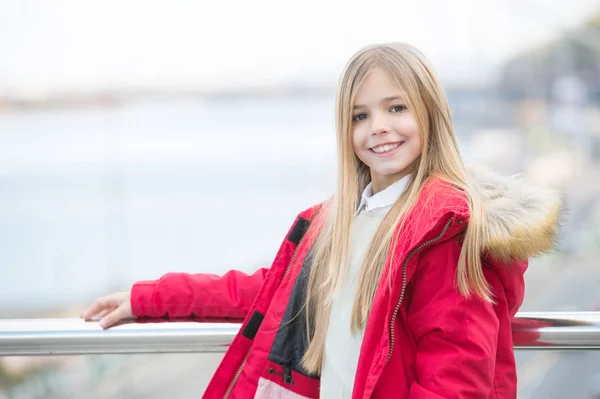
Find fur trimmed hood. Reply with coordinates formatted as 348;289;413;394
469;166;562;263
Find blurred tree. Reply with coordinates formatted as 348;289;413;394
499;11;600;103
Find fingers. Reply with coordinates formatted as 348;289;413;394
95;308;113;319
80;294;120;320
99;304;130;329
80;291;132;329
80;298;109;320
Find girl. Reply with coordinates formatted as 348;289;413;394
82;42;561;398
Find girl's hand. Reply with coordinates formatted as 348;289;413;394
80;291;133;329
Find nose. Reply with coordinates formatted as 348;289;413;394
370;111;391;136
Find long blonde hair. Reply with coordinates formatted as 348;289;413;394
301;42;490;374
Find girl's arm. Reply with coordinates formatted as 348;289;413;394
130;267;269;321
407;238;500;399
82;205;320;327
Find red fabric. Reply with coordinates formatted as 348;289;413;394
262;360;321;398
398;240;502;398
131;267;269;320
130;178;526;398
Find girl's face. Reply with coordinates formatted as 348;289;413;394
351;68;422;194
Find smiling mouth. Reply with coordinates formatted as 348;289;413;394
370;142;404;154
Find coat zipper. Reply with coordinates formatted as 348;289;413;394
223;350;250;398
223;215;316;398
386;218;453;363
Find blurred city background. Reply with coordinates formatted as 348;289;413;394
1;0;600;397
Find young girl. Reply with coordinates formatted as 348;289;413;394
82;42;560;398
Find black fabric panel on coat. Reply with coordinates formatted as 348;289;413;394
287;217;310;245
241;311;265;340
268;246;319;378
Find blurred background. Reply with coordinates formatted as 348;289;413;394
1;0;600;397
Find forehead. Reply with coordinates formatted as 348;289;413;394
353;68;405;103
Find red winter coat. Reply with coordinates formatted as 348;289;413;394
131;172;560;399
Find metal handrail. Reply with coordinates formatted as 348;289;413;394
1;312;600;356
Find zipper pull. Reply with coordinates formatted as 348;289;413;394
268;367;294;385
283;366;293;385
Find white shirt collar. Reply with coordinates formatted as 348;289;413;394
357;175;410;214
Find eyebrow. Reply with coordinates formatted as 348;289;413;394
353;96;405;109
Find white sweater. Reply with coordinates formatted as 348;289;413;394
320;176;409;399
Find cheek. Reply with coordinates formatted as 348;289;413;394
400;118;419;137
351;127;365;152
412;132;423;152
405;135;423;160
399;119;422;149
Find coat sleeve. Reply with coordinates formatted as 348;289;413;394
130;267;270;321
407;238;500;399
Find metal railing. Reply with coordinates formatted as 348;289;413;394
1;312;600;356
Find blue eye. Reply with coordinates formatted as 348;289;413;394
390;105;407;113
352;113;367;122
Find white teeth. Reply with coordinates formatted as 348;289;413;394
372;143;401;153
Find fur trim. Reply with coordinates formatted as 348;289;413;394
468;166;562;263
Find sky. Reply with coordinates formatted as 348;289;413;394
0;0;599;95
